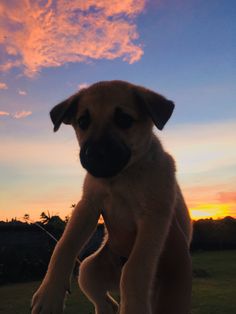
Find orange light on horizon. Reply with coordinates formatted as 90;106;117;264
1;199;236;223
189;203;233;220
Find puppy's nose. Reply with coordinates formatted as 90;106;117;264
85;145;107;161
80;136;131;178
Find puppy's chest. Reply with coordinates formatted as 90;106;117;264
103;181;147;230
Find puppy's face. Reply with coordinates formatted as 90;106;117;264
50;81;174;178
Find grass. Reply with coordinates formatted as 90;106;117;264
191;250;236;314
0;280;93;314
0;250;235;313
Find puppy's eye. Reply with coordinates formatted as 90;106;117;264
114;108;134;129
77;110;90;130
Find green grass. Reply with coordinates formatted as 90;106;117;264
0;250;235;313
191;250;236;314
0;280;93;314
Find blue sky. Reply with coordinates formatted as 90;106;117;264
0;0;235;220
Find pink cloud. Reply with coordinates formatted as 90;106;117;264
0;82;8;90
13;111;32;119
0;111;10;116
217;192;236;203
0;0;146;76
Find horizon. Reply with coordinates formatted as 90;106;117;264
1;213;236;224
0;0;235;221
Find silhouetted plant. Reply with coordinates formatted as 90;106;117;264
40;211;52;224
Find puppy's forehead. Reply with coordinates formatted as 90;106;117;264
78;81;136;114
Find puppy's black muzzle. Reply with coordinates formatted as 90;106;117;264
80;136;131;178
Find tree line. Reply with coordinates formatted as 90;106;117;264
0;213;236;284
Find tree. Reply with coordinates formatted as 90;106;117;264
40;211;52;224
64;215;70;223
23;214;30;222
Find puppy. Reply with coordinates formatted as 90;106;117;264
31;80;192;314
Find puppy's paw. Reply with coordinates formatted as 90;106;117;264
31;281;68;314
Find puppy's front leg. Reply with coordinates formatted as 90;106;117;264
31;198;101;314
120;204;174;314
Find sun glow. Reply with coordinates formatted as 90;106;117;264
190;203;232;220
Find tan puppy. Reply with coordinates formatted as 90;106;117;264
31;81;192;314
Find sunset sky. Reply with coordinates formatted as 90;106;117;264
0;0;235;221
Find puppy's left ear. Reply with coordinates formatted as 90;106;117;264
134;86;175;130
50;93;79;132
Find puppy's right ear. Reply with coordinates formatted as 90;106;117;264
50;93;79;132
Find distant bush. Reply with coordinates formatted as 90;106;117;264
0;219;104;284
0;216;236;284
191;216;236;251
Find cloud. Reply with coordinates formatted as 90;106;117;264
0;111;10;116
0;109;32;119
13;111;32;119
78;83;89;90
18;89;27;96
0;82;8;90
0;0;146;76
217;192;236;203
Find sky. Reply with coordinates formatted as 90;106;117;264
0;0;236;221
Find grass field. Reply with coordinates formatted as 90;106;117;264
0;250;235;314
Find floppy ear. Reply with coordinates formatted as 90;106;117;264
134;86;175;130
50;93;79;132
